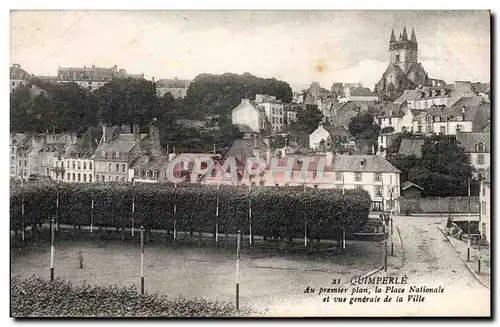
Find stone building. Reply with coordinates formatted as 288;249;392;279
375;27;445;100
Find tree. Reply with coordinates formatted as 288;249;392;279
95;78;161;126
387;154;420;183
292;104;324;134
387;135;477;197
348;112;380;140
185;72;293;119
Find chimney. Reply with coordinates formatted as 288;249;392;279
133;123;141;151
148;119;160;156
121;123;131;134
102;124;106;143
325;151;334;166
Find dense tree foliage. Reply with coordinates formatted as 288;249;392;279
12;276;244;317
292;104;324;134
387;135;478;196
10;78;243;153
10;182;372;242
348;112;381;140
10;83;97;134
185;73;293;119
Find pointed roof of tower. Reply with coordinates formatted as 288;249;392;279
390;29;396;42
410;28;417;42
402;26;408;40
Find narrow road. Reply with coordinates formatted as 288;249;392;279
266;215;490;317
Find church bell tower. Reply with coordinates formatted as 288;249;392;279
389;26;418;73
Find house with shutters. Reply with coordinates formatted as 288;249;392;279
456;131;490;178
94;121;165;183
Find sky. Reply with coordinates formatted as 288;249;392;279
10;10;490;91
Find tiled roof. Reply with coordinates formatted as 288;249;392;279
456;132;490;153
324;125;354;138
450;96;483;107
10;65;31;80
436;105;480;122
94;134;141;160
402;180;424;191
331;155;400;173
131;155;171;171
350;87;377;97
58;66;117;82
10;133;27;145
67;127;103;155
225;138;269;159
398;139;424;157
376;103;404;118
471;83;490;94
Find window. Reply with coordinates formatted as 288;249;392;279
313;185;318;189
251;182;256;186
115;176;119;181
355;172;362;181
374;173;381;181
275;183;280;187
272;117;275;123
335;172;343;181
456;125;462;133
481;201;486;216
116;164;119;172
259;181;265;186
375;186;383;197
476;142;485;153
121;177;125;182
67;161;69;168
439;126;446;134
279;109;283;115
108;176;112;181
477;154;485;165
417;126;422;133
72;161;75;169
89;175;92;183
78;173;81;181
72;173;75;181
279;118;283;124
395;54;400;62
102;175;105;182
67;173;70;181
83;174;87;182
77;161;81;169
18;160;21;167
356;186;363;190
24;160;27;167
122;164;126;173
83;162;87;170
108;163;112;171
388;118;392;125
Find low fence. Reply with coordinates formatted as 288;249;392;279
400;196;479;214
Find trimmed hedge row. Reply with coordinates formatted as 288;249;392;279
10;181;372;240
11;276;245;317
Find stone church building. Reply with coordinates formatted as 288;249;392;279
375;27;445;100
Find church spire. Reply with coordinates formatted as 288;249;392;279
410;28;417;42
402;26;408;40
390;29;396;42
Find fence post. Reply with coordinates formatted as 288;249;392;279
236;229;241;311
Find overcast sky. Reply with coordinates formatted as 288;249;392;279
10;10;490;91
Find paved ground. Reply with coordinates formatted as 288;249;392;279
10;215;490;317
11;236;382;315
267;215;490;317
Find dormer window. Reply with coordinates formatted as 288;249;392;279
476;142;485;153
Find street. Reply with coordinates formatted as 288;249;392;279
267;215;490;317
